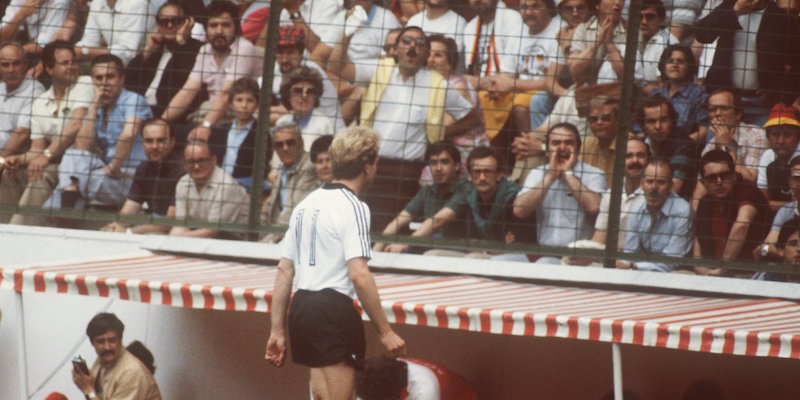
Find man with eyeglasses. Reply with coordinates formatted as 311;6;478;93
639;96;703;200
372;142;471;254
126;1;203;117
580;97;627;187
170;139;248;238
358;25;478;230
0;41;90;225
701;89;767;183
756;104;800;212
162;0;261;139
73;0;155;65
260;120;318;243
694;150;770;275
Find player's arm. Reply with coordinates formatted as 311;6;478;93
266;257;295;367
348;257;405;356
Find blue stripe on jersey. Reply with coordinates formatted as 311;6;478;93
309;209;320;266
294;209;305;263
340;188;371;258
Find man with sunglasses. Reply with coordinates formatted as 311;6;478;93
694;150;770;275
126;1;203;117
260;120;318;243
0;41;90;225
170;139;248;238
580;97;626;187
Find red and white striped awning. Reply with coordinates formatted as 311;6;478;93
3;252;800;360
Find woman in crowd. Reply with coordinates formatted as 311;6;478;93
276;66;336;152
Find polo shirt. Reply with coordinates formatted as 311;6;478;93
623;193;693;272
187;36;262;98
0;76;44;148
30;76;94;142
174;166;249;224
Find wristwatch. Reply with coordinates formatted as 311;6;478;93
290;11;302;20
760;244;770;257
81;47;89;56
43;149;53;159
85;392;97;400
201;120;212;129
564;170;574;177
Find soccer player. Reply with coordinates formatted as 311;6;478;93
265;126;406;400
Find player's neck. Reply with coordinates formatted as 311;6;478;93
332;178;362;195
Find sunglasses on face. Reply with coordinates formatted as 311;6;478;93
156;16;187;27
702;170;734;183
399;36;427;47
588;114;614;123
275;138;298;149
290;86;317;97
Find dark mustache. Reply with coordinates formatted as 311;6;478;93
628;163;644;170
406;48;417;58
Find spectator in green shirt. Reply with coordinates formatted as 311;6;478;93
373;142;470;253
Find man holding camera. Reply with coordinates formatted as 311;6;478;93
72;313;161;400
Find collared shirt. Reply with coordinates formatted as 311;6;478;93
404;178;471;238
90;348;161;400
595;185;645;249
570;15;628;84
0;0;71;46
188;36;262;98
635;29;675;85
175;166;249;224
75;0;154;65
702;122;767;172
94;89;153;173
371;67;472;161
580;135;616;187
520;161;607;246
322;5;401;62
623;193;693;272
30;75;94;143
0;76;45;148
222;119;253;175
649;83;709;142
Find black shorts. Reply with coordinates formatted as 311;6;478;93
288;288;366;369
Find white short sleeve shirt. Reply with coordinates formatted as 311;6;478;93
30;75;94;142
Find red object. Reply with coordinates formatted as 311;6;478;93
277;25;306;49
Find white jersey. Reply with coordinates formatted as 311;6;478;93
280;183;372;298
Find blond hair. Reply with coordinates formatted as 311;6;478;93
330;126;380;180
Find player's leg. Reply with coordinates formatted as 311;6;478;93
310;367;330;400
319;361;355;400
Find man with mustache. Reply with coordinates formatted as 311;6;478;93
616;158;693;272
162;0;262;139
358;26;479;230
72;313;161;400
694;150;770;275
513;122;606;263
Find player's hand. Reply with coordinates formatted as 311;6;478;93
265;333;287;367
379;330;405;357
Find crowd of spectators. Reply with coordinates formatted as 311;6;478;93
0;0;799;280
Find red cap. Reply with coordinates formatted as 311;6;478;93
763;103;800;129
277;25;306;49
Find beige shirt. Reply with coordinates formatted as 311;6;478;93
30;76;94;142
90;348;161;400
175;166;249;225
